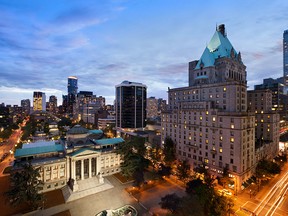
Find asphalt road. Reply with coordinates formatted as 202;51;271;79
236;162;288;216
0;128;22;176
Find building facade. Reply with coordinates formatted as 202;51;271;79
47;95;58;114
147;97;158;119
247;89;280;162
33;92;46;111
161;24;255;192
283;29;288;93
67;76;78;114
21;99;31;115
115;81;147;131
14;125;124;193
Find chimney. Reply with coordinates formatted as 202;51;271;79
217;24;226;36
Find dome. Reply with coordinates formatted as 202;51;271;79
67;125;89;135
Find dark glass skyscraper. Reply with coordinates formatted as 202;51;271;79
115;81;147;130
67;76;78;114
283;30;288;93
68;76;78;95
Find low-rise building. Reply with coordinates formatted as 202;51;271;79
13;125;124;193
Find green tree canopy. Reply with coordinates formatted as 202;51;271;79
159;193;181;213
176;160;191;182
116;136;149;186
163;137;176;165
5;162;44;210
186;177;232;216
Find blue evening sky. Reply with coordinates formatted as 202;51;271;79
0;0;287;105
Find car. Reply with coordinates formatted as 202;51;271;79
218;189;232;196
222;189;232;196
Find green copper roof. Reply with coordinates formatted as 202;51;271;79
94;137;124;145
15;144;64;158
195;27;238;69
89;129;103;134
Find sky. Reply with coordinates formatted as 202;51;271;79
0;0;287;106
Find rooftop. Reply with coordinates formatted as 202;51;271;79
89;129;103;135
15;144;64;157
195;24;240;69
94;137;125;146
67;125;89;134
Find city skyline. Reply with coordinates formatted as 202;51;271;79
0;0;287;105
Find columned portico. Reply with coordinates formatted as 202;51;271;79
69;149;101;183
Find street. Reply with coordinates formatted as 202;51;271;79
0;128;22;176
236;162;288;216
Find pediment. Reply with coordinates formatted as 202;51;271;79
69;148;101;158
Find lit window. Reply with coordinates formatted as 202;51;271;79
212;117;216;122
230;138;234;143
223;87;226;91
219;148;223;153
231;124;234;129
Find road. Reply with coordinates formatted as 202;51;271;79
0;127;23;176
237;163;288;216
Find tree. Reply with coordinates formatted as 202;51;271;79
158;163;171;177
186;177;231;216
220;166;231;188
116;137;150;186
5;162;44;210
176;160;191;182
163;137;176;165
159;193;181;213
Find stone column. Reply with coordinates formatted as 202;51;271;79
89;158;92;178
43;166;46;182
57;165;60;179
81;159;84;180
71;160;75;180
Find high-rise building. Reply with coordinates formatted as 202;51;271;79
162;24;255;192
33;92;46;111
48;95;57;114
21;99;31;115
283;30;288;93
147;97;158;119
247;89;279;161
0;106;11;130
68;76;78;95
115;81;147;130
67;76;78;114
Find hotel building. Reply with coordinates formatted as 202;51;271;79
161;24;255;191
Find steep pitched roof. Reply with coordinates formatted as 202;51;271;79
195;26;238;69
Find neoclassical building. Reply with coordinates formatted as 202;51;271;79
14;125;124;193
